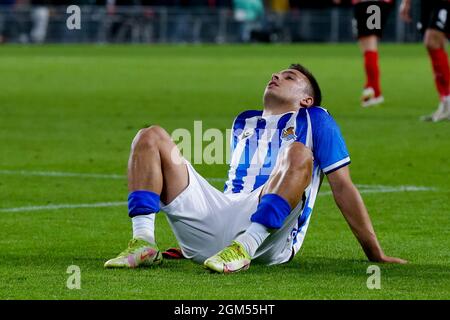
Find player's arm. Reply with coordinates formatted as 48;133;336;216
327;166;407;264
107;0;116;15
399;0;412;23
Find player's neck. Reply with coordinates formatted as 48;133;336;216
263;103;299;116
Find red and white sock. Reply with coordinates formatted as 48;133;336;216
364;50;382;97
427;47;450;101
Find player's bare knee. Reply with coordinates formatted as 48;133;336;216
424;30;444;50
424;37;440;50
132;125;169;151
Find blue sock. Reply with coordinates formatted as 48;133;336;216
128;190;160;218
250;194;292;229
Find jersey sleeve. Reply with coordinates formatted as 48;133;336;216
309;108;351;174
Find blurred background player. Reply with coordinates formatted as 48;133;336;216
400;0;450;122
233;0;264;43
30;0;51;43
0;0;16;43
334;0;394;108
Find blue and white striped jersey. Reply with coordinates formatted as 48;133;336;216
224;106;350;194
224;106;351;254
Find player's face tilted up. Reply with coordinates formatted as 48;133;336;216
263;68;315;110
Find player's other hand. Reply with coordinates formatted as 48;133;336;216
399;0;412;23
372;254;408;264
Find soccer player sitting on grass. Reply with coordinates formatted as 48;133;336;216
104;64;407;273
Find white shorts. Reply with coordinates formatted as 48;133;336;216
161;162;304;265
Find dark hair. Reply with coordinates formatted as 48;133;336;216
288;63;322;106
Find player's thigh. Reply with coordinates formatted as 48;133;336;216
358;35;379;52
424;28;447;49
153;126;188;204
135;125;188;204
161;162;230;219
161;162;233;262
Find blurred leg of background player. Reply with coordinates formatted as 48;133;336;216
423;28;450;121
359;34;384;107
421;0;450;122
353;0;393;108
401;0;450;121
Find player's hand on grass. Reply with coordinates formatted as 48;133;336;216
372;254;408;264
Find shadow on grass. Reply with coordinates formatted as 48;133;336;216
268;256;450;280
1;252;449;282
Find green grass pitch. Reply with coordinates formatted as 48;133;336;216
0;44;449;300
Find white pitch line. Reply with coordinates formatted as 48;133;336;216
0;201;126;213
0;186;438;213
0;169;227;182
0;169;227;183
318;185;437;196
0;170;439;190
0;169;439;213
0;169;124;179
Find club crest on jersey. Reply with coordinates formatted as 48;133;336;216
281;127;296;141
